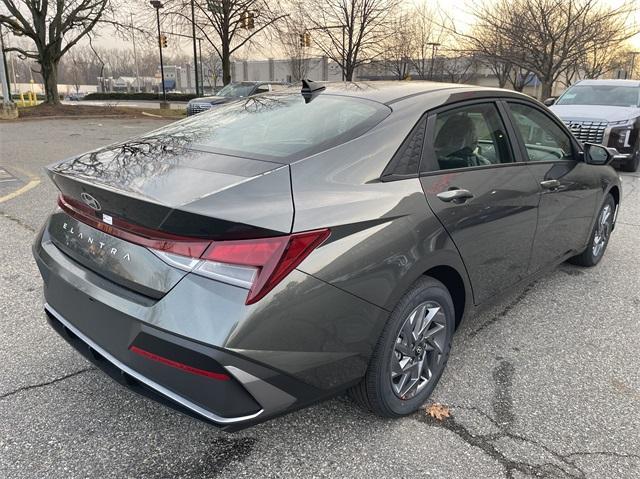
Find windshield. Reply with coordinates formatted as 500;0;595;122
557;84;640;107
146;94;390;161
216;83;256;98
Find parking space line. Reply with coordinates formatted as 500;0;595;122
0;179;41;204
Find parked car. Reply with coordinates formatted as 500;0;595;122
66;92;86;101
186;81;290;116
546;79;640;172
34;81;621;431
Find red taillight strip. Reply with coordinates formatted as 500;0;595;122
58;195;212;258
203;228;331;304
129;345;230;381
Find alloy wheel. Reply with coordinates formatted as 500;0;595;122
390;301;447;400
592;204;612;257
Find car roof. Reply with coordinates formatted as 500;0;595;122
575;79;640;87
280;81;532;106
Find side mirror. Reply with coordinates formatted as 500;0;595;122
543;97;557;106
583;143;618;166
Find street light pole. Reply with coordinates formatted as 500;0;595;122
341;25;345;81
190;0;200;96
150;1;168;107
198;37;204;93
130;13;141;93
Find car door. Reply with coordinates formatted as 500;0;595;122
419;101;541;305
505;101;602;273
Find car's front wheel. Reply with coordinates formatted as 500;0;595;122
349;277;455;417
568;194;616;267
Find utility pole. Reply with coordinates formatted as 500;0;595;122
131;13;141;93
427;42;441;81
190;0;200;96
150;1;168;108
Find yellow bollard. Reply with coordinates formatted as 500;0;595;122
19;92;25;107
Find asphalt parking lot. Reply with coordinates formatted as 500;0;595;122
1;118;639;479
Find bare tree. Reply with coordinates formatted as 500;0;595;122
0;0;121;103
383;13;413;80
439;53;479;84
409;2;449;80
307;0;401;81
164;0;287;85
275;1;312;82
463;0;637;99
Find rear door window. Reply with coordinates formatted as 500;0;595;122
423;103;514;172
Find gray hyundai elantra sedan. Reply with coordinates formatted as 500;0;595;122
33;81;621;430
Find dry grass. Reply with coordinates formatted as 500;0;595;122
16;103;186;120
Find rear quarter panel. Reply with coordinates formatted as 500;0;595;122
289;112;472;316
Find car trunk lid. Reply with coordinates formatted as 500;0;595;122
46;139;294;297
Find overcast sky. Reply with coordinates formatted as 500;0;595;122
86;0;640;57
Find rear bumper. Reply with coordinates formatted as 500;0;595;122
45;304;269;429
33;216;388;428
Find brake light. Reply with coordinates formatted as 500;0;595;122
199;229;330;304
58;194;329;304
58;195;211;257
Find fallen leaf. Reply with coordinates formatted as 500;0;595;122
425;403;451;421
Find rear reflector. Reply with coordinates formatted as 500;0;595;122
129;345;230;381
58;194;330;304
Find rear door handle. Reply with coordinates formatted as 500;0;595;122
436;189;474;203
540;179;561;190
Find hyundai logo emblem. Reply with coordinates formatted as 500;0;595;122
80;192;102;211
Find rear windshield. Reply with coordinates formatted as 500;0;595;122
146;94;390;162
556;84;640;107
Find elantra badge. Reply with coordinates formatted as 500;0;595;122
80;192;101;211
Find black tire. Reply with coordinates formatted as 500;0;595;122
568;194;616;267
620;149;639;173
349;277;455;417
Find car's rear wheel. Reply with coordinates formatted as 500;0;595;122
568;194;615;267
620;149;639;173
349;277;455;417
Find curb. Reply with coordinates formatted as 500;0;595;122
2;114;179;122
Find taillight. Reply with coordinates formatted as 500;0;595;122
197;229;330;304
58;194;329;304
150;229;330;304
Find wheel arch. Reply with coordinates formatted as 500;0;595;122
607;185;620;208
423;265;467;329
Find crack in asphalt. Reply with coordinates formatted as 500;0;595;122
415;403;640;478
469;283;536;338
0;210;37;233
415;409;583;478
0;367;95;401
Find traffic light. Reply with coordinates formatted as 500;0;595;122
240;11;248;28
159;34;168;48
299;32;311;47
246;11;255;29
